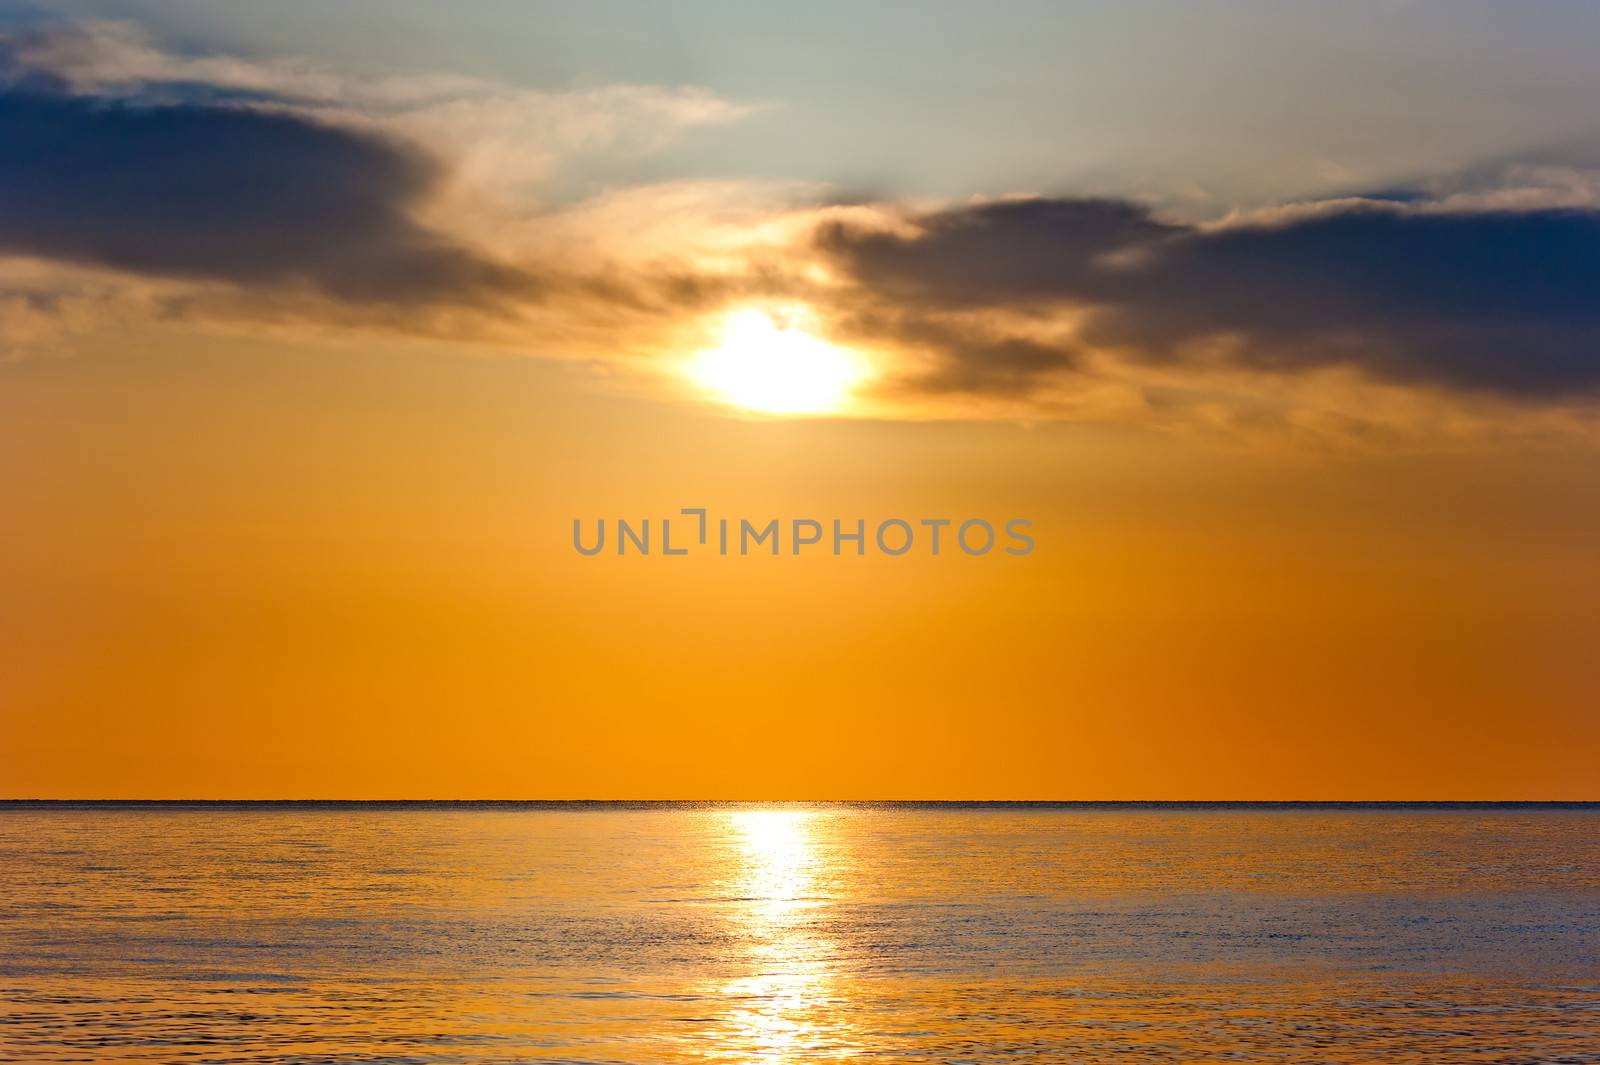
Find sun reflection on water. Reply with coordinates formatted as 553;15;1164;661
719;809;842;1061
732;810;816;909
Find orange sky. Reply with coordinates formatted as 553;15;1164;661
5;12;1600;798
4;331;1597;799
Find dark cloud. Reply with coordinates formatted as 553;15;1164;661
0;73;531;304
832;308;1081;397
902;332;1077;396
818;199;1179;307
819;197;1600;398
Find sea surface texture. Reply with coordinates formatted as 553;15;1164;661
1;804;1597;1063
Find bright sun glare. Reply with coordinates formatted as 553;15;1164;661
690;307;869;415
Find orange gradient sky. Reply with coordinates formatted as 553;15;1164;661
4;6;1600;797
4;332;1598;798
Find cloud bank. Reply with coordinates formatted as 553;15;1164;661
818;197;1600;399
0;82;532;303
4;20;1600;444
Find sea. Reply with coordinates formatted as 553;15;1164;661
2;802;1597;1063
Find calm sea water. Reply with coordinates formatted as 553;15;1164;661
1;805;1597;1063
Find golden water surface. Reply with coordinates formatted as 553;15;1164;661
2;806;1597;1062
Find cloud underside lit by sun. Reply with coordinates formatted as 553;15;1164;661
3;20;1600;444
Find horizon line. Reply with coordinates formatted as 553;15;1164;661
3;799;1598;809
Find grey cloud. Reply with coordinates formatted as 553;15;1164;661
819;196;1600;398
0;40;532;305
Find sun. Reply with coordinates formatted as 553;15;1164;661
689;306;870;415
